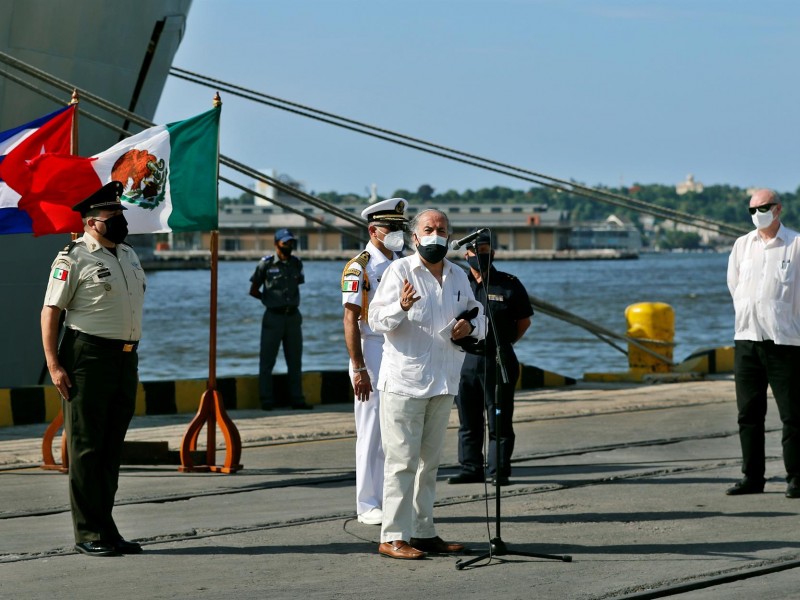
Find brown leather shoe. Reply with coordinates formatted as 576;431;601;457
379;540;426;560
409;536;465;554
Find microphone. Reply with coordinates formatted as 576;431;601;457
449;228;489;251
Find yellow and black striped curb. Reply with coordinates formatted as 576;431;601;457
674;346;734;374
1;365;575;427
584;346;734;383
518;364;577;389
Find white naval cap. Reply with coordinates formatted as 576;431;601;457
360;197;409;223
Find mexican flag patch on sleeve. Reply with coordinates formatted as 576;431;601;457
52;267;69;281
342;280;359;292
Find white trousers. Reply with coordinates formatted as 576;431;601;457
379;390;454;543
351;336;385;515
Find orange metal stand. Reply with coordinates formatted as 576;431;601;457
41;409;68;472
178;222;243;473
178;386;242;473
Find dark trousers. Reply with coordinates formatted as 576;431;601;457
259;309;304;405
60;335;137;543
455;350;519;478
734;340;800;482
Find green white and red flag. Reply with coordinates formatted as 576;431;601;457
18;106;220;235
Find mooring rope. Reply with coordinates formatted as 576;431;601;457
170;66;747;240
0;52;684;366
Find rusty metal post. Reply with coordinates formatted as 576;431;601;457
179;93;242;473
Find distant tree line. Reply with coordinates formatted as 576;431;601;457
220;183;800;248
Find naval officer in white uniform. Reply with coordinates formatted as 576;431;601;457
342;197;409;525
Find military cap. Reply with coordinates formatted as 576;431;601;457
360;197;408;224
72;181;126;216
274;228;296;243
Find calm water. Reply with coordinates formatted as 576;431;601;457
138;252;733;381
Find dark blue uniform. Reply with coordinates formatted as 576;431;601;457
250;254;305;408
455;266;533;479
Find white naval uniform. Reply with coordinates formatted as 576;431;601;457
341;242;398;515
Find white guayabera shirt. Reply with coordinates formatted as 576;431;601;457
368;253;486;397
728;223;800;346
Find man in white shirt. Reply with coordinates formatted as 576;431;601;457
727;189;800;499
368;208;486;559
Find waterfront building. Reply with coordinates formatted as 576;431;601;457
676;174;704;195
569;215;642;253
254;169;307;207
154;202;639;261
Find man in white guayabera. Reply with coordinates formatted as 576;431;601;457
368;208;486;560
727;189;800;499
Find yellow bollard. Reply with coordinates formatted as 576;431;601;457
625;302;675;374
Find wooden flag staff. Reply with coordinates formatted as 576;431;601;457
179;92;242;473
41;89;79;472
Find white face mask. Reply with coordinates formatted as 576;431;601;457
379;229;405;252
752;207;775;230
418;234;447;247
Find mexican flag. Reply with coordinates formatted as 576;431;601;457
20;106;220;235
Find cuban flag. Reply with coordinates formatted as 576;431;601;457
0;105;75;234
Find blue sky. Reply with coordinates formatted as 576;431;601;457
154;1;800;198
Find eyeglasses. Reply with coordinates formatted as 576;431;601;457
749;204;777;215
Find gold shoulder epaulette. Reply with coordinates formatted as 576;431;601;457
344;250;370;271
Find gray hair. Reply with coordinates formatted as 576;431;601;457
409;208;450;236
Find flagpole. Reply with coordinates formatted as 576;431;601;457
41;91;80;473
179;93;242;474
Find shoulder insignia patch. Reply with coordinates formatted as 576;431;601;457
52;265;69;281
343;267;361;279
342;279;359;293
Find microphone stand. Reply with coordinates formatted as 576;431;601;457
456;237;572;569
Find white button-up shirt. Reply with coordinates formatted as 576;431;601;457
727;223;800;346
368;253;486;397
44;235;146;341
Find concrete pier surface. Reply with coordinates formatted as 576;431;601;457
2;375;799;600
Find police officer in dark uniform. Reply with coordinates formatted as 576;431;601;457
449;230;533;486
41;181;146;557
249;228;311;410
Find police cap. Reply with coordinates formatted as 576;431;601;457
360;197;409;225
274;228;296;243
72;181;126;216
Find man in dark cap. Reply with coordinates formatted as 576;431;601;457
449;229;533;486
249;228;311;410
41;180;146;557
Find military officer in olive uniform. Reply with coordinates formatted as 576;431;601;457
449;230;533;486
342;198;409;525
249;228;310;410
42;181;146;557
